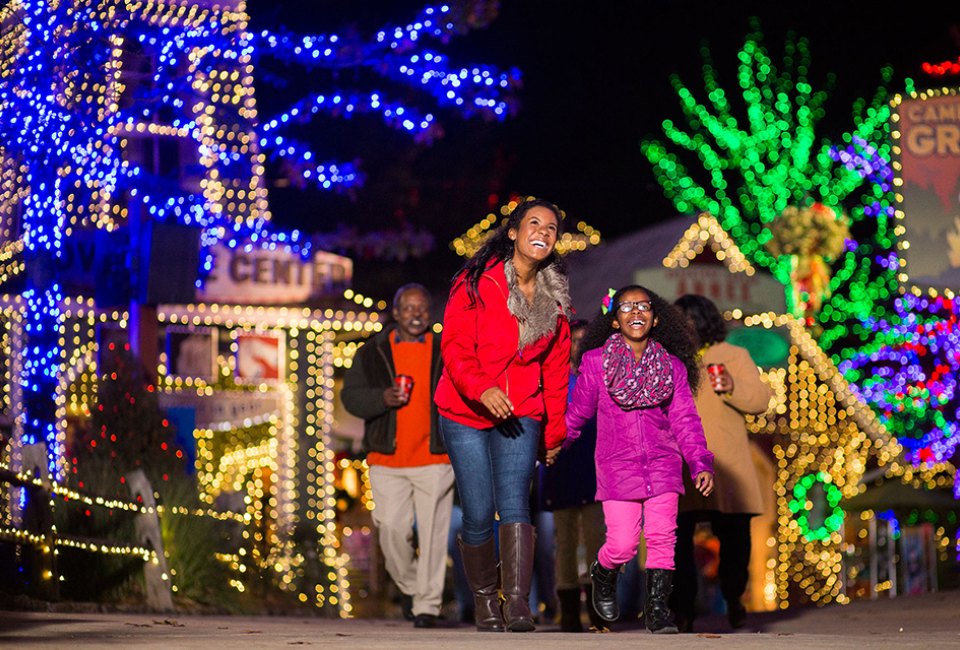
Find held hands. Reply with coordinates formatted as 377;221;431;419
383;386;409;408
480;387;514;420
695;471;714;497
544;446;561;466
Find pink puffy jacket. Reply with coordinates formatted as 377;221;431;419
565;347;713;502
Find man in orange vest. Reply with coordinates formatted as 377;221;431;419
342;284;453;628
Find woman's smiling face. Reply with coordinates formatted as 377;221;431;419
612;288;655;343
509;206;559;263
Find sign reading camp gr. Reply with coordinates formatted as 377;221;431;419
197;244;353;304
893;91;960;291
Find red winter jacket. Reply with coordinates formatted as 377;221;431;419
434;260;571;449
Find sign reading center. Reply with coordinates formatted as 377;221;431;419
197;244;353;304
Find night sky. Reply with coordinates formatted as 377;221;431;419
247;1;960;297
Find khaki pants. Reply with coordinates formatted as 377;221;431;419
369;463;455;616
553;503;605;589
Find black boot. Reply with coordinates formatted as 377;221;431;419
727;599;747;629
499;523;536;632
589;561;620;622
556;587;583;632
457;536;505;632
644;568;679;634
583;584;609;631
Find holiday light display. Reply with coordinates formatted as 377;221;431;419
640;25;899;355
0;0;518;473
662;212;756;276
839;294;960;492
922;57;960;77
741;311;900;607
639;26;958;557
0;0;519;614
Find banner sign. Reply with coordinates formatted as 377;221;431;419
197;244;353;304
633;265;786;315
894;91;960;291
158;391;284;431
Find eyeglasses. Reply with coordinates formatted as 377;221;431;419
617;301;652;314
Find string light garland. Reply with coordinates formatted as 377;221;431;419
921;58;960;77
663;212;756;276
789;472;845;542
0;0;518;486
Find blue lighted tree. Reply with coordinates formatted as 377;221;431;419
0;0;519;475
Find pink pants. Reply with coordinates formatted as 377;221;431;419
598;492;679;570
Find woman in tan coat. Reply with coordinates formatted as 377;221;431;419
671;294;772;633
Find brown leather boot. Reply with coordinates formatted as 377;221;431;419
457;536;505;632
498;522;536;632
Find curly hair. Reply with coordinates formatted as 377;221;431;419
674;294;727;347
580;285;701;393
451;198;566;306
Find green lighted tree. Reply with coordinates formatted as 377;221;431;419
641;23;899;355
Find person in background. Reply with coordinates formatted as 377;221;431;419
435;198;572;632
671;294;772;632
341;284;454;629
538;318;607;632
565;285;714;634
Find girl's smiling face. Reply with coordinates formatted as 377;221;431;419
612;288;655;344
509;206;559;264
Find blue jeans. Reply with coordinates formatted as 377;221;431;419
439;415;540;545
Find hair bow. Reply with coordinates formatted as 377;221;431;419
600;288;617;315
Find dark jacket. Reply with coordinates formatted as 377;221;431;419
538;373;598;511
341;326;445;455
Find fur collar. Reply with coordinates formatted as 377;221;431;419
504;259;573;350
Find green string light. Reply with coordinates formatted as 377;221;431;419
640;22;899;359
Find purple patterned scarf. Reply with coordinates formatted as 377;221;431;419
602;333;674;409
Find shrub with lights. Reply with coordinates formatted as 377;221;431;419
640;21;899;355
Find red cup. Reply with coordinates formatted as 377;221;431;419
395;374;413;400
707;363;725;392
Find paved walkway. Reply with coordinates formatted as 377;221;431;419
1;589;958;649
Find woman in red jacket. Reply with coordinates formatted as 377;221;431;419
435;198;572;632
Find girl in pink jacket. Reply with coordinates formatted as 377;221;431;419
565;285;714;634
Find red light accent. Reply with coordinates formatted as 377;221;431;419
922;57;960;76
